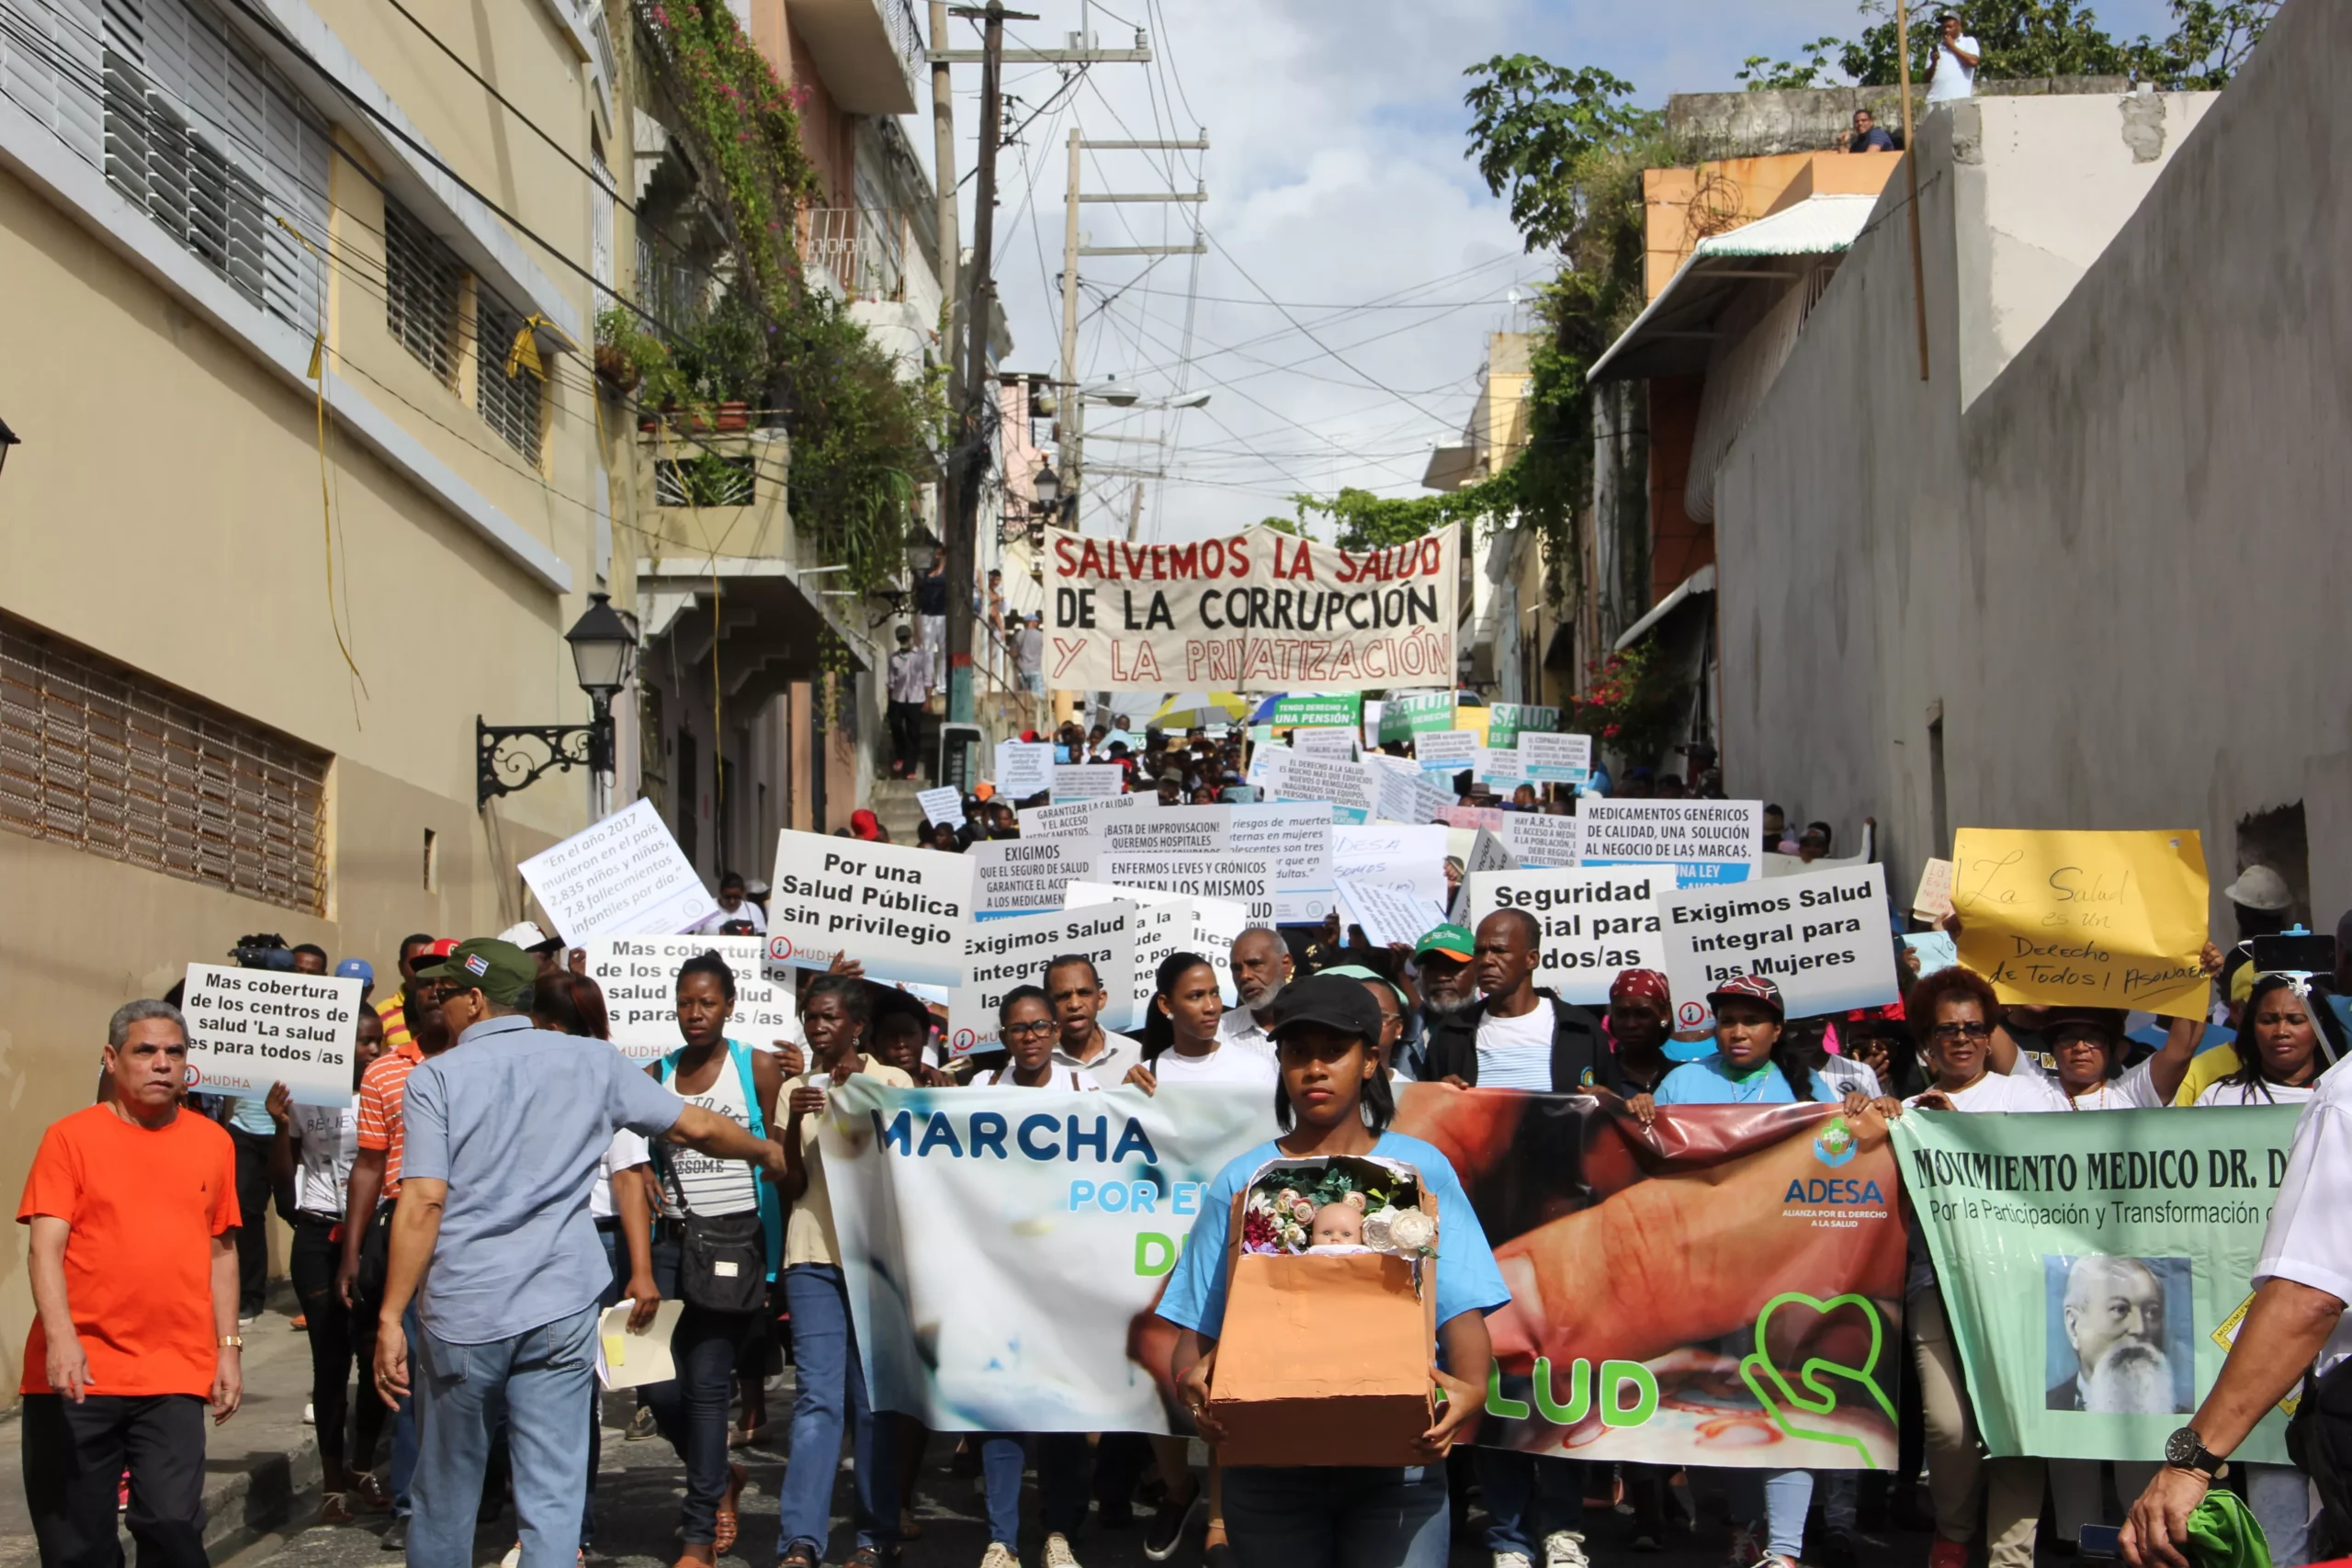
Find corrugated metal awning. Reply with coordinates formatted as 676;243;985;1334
1588;194;1876;384
1614;563;1716;651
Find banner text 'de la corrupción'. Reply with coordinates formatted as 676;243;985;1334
1045;525;1459;692
1896;1105;2301;1464
822;1078;1911;1469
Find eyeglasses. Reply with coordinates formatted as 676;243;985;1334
1930;1021;1994;1041
1002;1020;1057;1040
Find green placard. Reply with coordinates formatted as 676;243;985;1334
1895;1105;2301;1464
1486;704;1561;750
1267;693;1363;730
1377;691;1456;744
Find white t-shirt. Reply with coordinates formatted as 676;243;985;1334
591;1128;652;1221
2254;1064;2352;1371
1476;1004;1555;1090
688;899;766;935
983;1065;1102;1091
1907;1069;2067;1113
290;1100;358;1216
2196;1078;2320;1109
1927;34;1980;102
1148;1043;1278;1088
1817;1055;1883;1100
2016;1051;2165;1111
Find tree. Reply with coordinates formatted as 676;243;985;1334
1829;0;2277;88
1737;37;1848;91
1462;56;1653;254
2132;0;2279;87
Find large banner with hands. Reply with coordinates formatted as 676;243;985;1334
820;1078;1905;1468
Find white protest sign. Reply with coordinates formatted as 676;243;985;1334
1659;861;1898;1020
1361;700;1385;750
1070;882;1238;1005
1232;803;1336;925
1501;813;1581;869
519;799;718;944
1412;777;1458;824
994;740;1056;800
1458;868;1665;1006
1291;727;1359;759
1448;827;1518;923
1579;799;1762;887
918;786;966;829
1274;754;1376;824
1476;747;1524;786
1052;763;1126;801
1912;857;1956;922
767;829;974;987
583;935;797;1062
953;902;1138;1051
1331;824;1450;902
1415;730;1476;773
1517;732;1592;786
180;964;361;1107
970;835;1103;918
1094;852;1275;927
1018;792;1147;840
1374;765;1424;827
1764;850;1872;877
1336;878;1448;950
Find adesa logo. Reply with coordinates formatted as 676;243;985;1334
1784;1176;1886;1205
1814;1116;1857;1169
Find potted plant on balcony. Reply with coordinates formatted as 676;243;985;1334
675;291;769;433
597;305;695;429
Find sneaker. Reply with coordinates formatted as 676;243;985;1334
290;1314;309;1331
353;1474;391;1513
978;1546;1020;1568
499;1543;522;1568
1143;1482;1200;1562
1545;1533;1591;1568
1494;1554;1534;1568
1929;1540;1969;1568
302;1402;316;1426
1629;1531;1662;1554
317;1493;355;1526
1725;1525;1760;1567
626;1405;657;1441
1042;1532;1082;1567
380;1517;408;1552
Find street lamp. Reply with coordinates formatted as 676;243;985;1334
1032;463;1061;512
477;592;641;811
0;418;18;477
906;525;942;575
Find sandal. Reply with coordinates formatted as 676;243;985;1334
711;1464;748;1554
352;1474;392;1513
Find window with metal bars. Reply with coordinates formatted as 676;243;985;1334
83;0;327;334
475;289;543;461
0;611;331;915
385;197;460;387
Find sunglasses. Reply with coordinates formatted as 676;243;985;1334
1929;1021;1993;1041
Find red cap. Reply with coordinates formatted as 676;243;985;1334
1707;974;1785;1017
850;808;885;841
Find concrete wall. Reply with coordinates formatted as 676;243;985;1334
1668;78;2133;160
1713;2;2345;931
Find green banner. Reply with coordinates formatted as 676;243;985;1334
1267;693;1363;729
1485;704;1560;750
1894;1106;2301;1463
1378;691;1456;744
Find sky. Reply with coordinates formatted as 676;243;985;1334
926;0;2180;542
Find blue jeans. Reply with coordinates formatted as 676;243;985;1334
390;1302;420;1518
582;1229;632;1549
978;1432;1091;1547
1220;1463;1449;1568
643;1241;760;1546
1725;1468;1815;1562
775;1264;898;1555
1477;1448;1585;1554
408;1303;599;1568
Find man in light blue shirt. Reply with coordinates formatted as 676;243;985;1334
374;939;786;1568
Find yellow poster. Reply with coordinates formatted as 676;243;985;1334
1950;829;2211;1017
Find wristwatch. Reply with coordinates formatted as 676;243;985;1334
2165;1427;2224;1477
219;1335;243;1350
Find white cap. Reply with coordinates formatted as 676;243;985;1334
496;919;560;951
2223;864;2292;912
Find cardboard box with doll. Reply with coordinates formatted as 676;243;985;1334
1205;1153;1441;1467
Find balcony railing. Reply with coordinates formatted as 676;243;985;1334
797;207;910;305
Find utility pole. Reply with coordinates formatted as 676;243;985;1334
1055;130;1207;535
944;3;1027;735
931;1;957;363
1897;0;1929;380
1125;479;1145;542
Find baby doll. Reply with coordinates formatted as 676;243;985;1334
1304;1199;1374;1255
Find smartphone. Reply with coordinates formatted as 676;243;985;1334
2080;1524;2122;1559
2254;932;2335;976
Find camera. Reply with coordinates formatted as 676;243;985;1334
229;932;294;971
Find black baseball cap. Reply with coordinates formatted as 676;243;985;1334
1269;974;1383;1047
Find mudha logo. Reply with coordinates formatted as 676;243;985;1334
1814;1116;1857;1169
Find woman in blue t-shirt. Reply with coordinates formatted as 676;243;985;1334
1155;975;1511;1568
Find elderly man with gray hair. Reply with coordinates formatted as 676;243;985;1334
19;998;243;1568
2051;1256;2181;1415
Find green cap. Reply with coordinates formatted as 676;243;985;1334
1414;922;1475;961
415;937;537;1008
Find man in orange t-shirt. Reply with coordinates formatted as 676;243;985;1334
20;998;241;1568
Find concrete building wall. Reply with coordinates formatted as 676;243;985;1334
1713;6;2340;930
